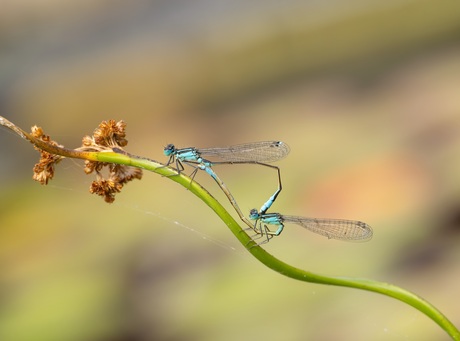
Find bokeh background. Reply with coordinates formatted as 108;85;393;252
1;1;460;340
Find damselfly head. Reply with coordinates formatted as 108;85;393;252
163;144;175;156
249;209;260;220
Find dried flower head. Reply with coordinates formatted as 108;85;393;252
89;178;122;203
92;119;127;147
79;120;142;202
31;125;64;185
88;164;143;203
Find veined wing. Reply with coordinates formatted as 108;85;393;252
282;215;373;241
197;141;290;163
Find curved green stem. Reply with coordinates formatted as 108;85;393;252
99;151;459;340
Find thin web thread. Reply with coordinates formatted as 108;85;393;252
47;176;243;255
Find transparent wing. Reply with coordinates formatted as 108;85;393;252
197;141;290;163
282;215;373;242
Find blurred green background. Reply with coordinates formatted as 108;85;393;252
1;1;460;340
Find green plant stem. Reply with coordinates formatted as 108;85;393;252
1;116;459;340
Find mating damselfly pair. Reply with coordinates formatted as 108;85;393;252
163;141;373;244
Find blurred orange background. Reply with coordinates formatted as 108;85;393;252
1;1;460;340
